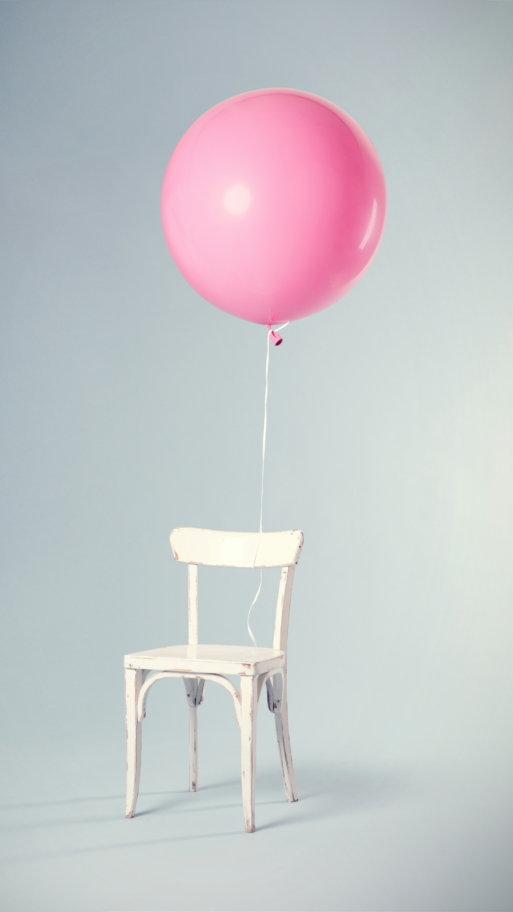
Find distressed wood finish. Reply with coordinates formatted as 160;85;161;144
183;677;205;708
170;527;303;569
273;566;295;651
137;671;240;725
272;671;297;802
188;707;198;791
240;676;258;833
125;644;284;676
187;565;199;789
270;565;298;800
188;564;198;644
124;527;303;831
125;668;144;818
257;668;280;703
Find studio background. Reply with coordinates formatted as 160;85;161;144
1;2;512;910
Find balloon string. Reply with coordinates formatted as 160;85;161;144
247;322;289;647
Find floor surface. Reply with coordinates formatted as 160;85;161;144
1;733;512;912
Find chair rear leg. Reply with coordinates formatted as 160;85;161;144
189;706;198;791
270;671;298;802
240;675;258;832
125;668;144;817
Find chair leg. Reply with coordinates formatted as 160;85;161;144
183;678;204;791
273;671;298;802
240;675;258;833
125;668;144;818
189;706;198;791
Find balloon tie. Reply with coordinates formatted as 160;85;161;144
247;322;289;647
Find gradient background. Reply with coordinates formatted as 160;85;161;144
1;2;512;910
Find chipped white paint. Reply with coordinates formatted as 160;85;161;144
240;675;258;833
188;563;198;644
170;527;303;569
271;670;297;802
125;668;144;818
183;677;205;708
125;643;285;676
184;677;203;789
137;671;241;727
188;705;198;791
186;561;199;792
257;668;283;704
124;527;303;831
186;567;199;791
273;566;295;651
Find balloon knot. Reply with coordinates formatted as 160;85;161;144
267;325;283;346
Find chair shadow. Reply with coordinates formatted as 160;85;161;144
134;763;412;826
0;828;245;866
0;778;243;814
135;778;242;816
0;762;415;861
256;763;413;830
0;789;193;813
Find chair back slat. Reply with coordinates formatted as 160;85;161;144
273;566;295;651
187;564;198;645
170;528;303;569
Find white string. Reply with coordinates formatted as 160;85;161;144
246;322;289;647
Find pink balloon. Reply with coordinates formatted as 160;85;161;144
161;89;386;326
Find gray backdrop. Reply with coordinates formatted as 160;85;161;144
1;2;512;910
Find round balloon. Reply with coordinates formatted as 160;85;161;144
161;88;386;326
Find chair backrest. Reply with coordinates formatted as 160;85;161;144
170;527;303;568
169;528;304;651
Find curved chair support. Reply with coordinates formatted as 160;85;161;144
138;671;242;727
262;669;285;713
256;670;277;705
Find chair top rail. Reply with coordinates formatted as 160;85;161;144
170;528;303;568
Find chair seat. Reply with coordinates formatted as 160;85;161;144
124;644;285;676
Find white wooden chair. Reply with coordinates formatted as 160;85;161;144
124;527;304;833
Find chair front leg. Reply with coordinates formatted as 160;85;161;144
270;670;298;802
125;668;144;817
240;675;258;833
183;678;204;791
